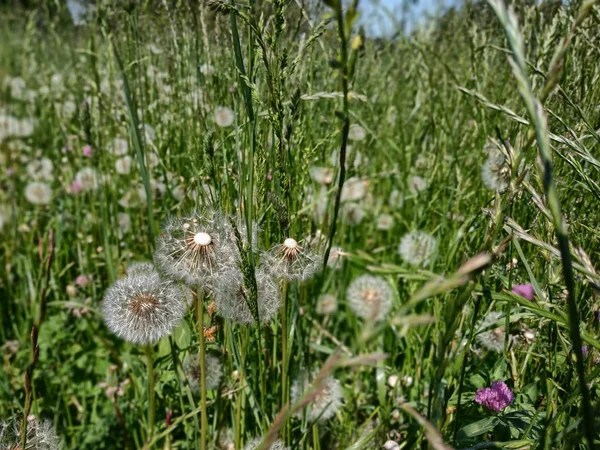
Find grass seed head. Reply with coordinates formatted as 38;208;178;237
183;352;222;392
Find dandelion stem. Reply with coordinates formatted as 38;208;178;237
144;345;156;441
195;291;208;450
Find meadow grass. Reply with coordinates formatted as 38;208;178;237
1;0;600;448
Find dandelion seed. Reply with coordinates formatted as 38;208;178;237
481;140;510;191
377;213;394;230
115;156;133;175
154;210;230;289
214;267;281;324
261;237;322;282
408;175;427;194
110;137;129;156
127;261;156;276
25;181;52;205
243;438;289;450
75;167;100;191
291;373;343;423
26;157;54;181
348;124;366;141
475;381;513;412
0;416;60;450
398;231;436;267
310;166;334;185
102;272;187;345
476;311;507;353
341;177;368;202
183;352;223;392
347;275;393;321
316;293;338;315
326;246;345;270
214;106;235;127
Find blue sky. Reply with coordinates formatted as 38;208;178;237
359;0;456;36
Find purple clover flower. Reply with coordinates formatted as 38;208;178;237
475;381;514;412
511;283;534;300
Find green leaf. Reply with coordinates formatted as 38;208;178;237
458;416;500;439
173;319;192;349
491;358;508;381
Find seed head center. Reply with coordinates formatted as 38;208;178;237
194;232;212;246
284;238;298;249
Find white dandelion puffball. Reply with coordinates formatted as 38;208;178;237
183;353;223;392
154;210;231;289
75;167;100;191
243;438;289;450
261;237;322;282
291;373;343;423
143;124;156;142
389;189;404;209
61;100;76;117
326;246;345;270
27;157;54;181
0;416;60;450
115;156;133;175
214;267;281;325
377;213;394;230
25;182;52;205
481;150;510;192
102;272;188;345
316;293;338;315
408;175;427;194
200;63;215;76
346;275;393;321
310;166;334;185
342;203;366;226
341;177;368;202
111;137;129;156
118;213;131;235
476;311;507;353
348;124;366;141
398;231;437;267
214;106;235;127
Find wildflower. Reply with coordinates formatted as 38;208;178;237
82;145;93;158
310;166;334;185
316;293;338;315
110;137;129;156
243;438;289;450
0;416;60;450
261;237;322;282
69;179;83;194
115;156;133;175
25;181;53;205
481;144;510;192
408;175;427;194
348;124;366;141
154;210;230;289
511;283;534;300
126;261;156;276
341;177;368;202
476;311;506;353
76;274;90;287
377;213;394;230
213;267;281;324
346;275;393;321
326;246;345;270
214;106;235;127
291;373;343;423
475;381;514;412
75;167;100;191
26;157;54;181
398;231;436;267
102;272;187;345
183;353;223;391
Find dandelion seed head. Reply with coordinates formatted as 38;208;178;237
183;353;222;392
110;137;129;156
25;181;52;205
126;261;156;276
347;275;393;321
326;246;345;270
27;157;54;181
214;267;281;325
398;231;436;267
310;166;334;185
481;140;510;191
348;124;366;141
316;293;338;315
0;417;59;450
115;156;133;175
291;373;343;423
154;210;230;289
102;272;187;345
75;167;100;191
377;213;394;230
261;238;322;282
214;106;235;127
476;311;507;352
341;177;367;202
243;438;289;450
408;175;427;194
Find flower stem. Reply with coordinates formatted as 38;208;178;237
195;291;208;450
144;344;155;441
281;280;289;441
